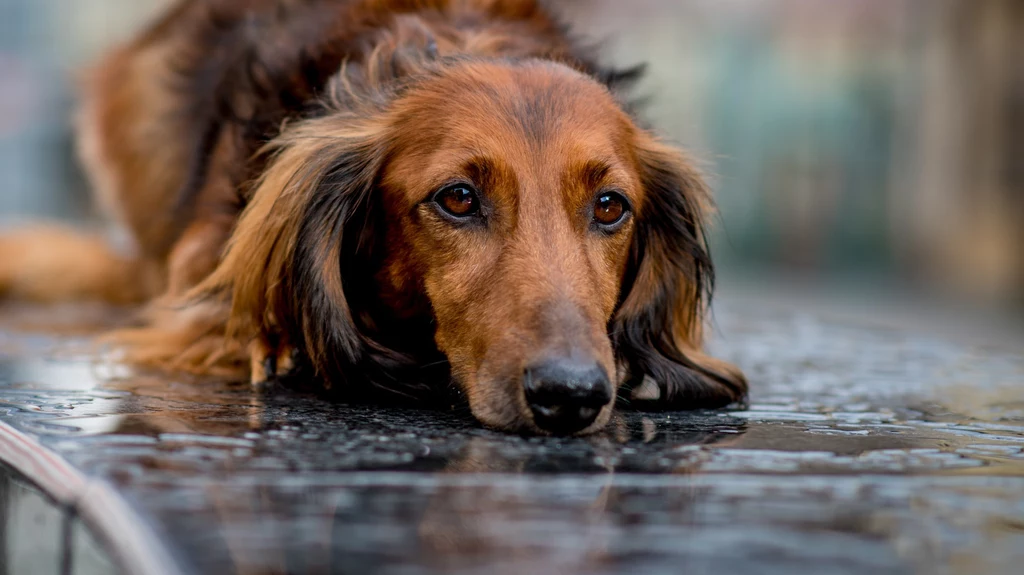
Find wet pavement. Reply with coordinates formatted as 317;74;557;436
1;298;1023;575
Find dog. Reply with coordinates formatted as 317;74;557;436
0;0;746;435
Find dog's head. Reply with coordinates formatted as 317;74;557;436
209;59;746;434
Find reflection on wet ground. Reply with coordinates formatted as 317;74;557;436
1;301;1023;574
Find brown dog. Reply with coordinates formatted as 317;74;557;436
0;0;746;435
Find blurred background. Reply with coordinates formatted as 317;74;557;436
0;0;1022;325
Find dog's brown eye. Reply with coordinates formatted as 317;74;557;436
434;185;480;218
593;192;628;227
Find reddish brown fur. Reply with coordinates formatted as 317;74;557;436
0;0;746;434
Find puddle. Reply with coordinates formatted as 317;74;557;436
1;301;1023;574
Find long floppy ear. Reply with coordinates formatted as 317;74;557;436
194;111;407;391
612;135;747;409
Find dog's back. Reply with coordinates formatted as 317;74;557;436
6;0;588;301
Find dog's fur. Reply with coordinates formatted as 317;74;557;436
0;0;746;434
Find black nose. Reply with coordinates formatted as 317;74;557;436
524;359;613;435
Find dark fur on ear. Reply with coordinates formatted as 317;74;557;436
192;98;445;400
288;139;446;399
612;136;748;409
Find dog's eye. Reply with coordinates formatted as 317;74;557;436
434;185;480;218
593;192;629;227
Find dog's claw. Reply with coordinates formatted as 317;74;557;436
263;355;277;380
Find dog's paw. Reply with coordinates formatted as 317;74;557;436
249;336;298;388
630;376;662;401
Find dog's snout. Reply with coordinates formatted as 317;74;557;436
524;359;612;434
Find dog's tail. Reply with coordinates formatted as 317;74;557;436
0;224;157;305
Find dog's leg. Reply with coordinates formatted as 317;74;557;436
161;173;298;385
0;225;156;305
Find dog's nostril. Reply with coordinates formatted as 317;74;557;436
524;359;612;435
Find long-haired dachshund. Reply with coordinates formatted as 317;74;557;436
0;0;746;435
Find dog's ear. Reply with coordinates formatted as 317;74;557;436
195;110;404;389
612;134;747;409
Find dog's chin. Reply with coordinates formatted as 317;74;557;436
462;383;530;434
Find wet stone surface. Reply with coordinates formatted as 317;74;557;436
1;300;1023;574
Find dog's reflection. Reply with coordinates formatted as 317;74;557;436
415;415;745;575
191;411;746;575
